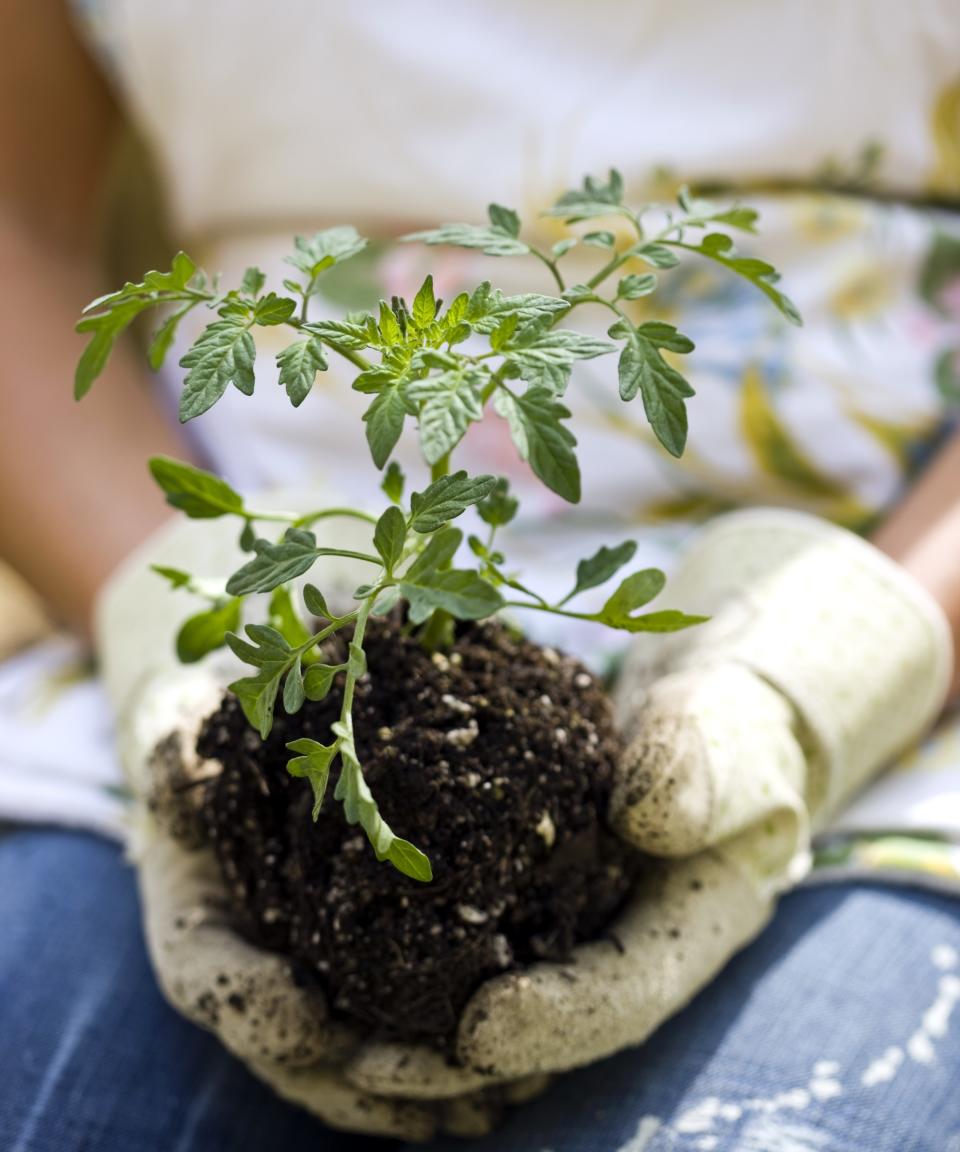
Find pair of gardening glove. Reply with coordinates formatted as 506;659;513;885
96;503;952;1140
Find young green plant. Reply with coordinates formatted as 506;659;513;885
77;171;800;880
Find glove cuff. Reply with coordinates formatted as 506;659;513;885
651;509;953;825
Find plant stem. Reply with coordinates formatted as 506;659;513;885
529;247;566;292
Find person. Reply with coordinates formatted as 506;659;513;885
1;1;959;1149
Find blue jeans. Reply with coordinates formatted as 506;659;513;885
2;830;958;1152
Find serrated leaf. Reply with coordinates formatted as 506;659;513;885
636;322;695;353
617;274;657;300
241;266;266;297
465;282;569;334
226;528;319;595
407;371;484;465
285;226;368;278
378;300;402;344
477;478;518;527
565;541;638;603
363;386;407;468
374;505;406;571
381;461;405;504
543;169;625;221
175;598;242;663
303;317;376;349
502;321;615;393
409;472;497;533
400;568;503;624
286;737;338;819
226;624;293;738
403;222;530;258
494;388;581;503
178;318;256;421
412;274;437;328
617;335;695;458
276;337;328;407
148;456;245;519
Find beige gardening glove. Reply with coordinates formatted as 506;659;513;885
343;507;953;1097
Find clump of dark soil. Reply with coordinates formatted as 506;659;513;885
198;617;641;1049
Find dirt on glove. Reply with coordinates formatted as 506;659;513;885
197;617;642;1049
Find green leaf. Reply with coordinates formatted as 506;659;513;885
404;527;463;580
226;528;319;595
502;320;615;392
268;585;312;649
226;625;293;738
565;541;638;602
286;737;338;819
583;231;616;249
543;169;625;221
617;334;695;458
283;655;305;713
411;274;437;328
602;608;709;633
175;598;242;663
488;203;521;237
178;318;256;421
151;564;193;590
333;746;432;881
374;505;406;571
148;456;245;519
378;300;402;344
617;274;658;300
303;584;333;619
599;569;665;622
75;299;145;400
239;521;257;551
632;242;681;269
477;478;518;527
276;336;328;407
409;471;497;533
494;387;581;503
666;233;802;325
381;461;405;503
363;386;408;468
241;267;267;298
635;322;695;353
371;585;402;615
403;221;530;258
76;251;200;396
400;569;503;624
465;282;569;334
406;370;484;465
348;641;367;679
303;662;342;700
285;226;368;278
387;838;433;882
147;302;195;371
303;317;376;349
253;293;297;326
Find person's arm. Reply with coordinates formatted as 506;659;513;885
0;0;189;638
872;429;960;697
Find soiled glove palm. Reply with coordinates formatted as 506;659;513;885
96;506;952;1134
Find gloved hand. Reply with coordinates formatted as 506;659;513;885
96;505;952;1133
